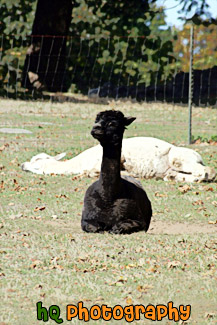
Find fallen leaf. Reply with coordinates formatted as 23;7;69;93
146;265;159;273
30;260;42;269
51;256;59;264
49;264;64;270
208;220;217;224
126;297;133;304
30;215;42;220
55;194;68;199
203;186;214;192
192;200;204;206
109;277;127;286
0;143;9;151
168;261;181;269
34;206;46;212
205;313;215;319
83;298;92;302
207;263;215;270
137;285;153;293
125;264;137;269
95;296;104;303
23;242;30;248
178;185;191;194
155;192;168;197
197;207;206;212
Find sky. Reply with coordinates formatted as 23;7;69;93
156;0;217;27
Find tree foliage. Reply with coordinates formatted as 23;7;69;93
66;1;175;93
0;0;36;36
175;0;217;25
0;0;36;95
173;23;217;71
1;0;176;95
0;0;216;96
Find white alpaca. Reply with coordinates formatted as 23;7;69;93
21;137;216;182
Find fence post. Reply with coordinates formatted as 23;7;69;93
188;24;194;145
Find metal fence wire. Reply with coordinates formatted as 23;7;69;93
0;28;217;106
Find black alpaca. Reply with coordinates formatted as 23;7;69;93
81;110;152;234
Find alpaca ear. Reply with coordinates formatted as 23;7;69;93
124;116;136;126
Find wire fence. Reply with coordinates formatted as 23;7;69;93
0;29;217;106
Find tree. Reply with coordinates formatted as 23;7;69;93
173;23;217;71
0;0;183;96
175;0;217;25
66;0;175;94
0;0;36;96
22;0;73;92
1;0;216;97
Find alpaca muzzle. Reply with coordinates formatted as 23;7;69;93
91;122;104;139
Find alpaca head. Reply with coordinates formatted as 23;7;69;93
91;110;136;146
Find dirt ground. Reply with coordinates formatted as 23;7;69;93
148;220;216;234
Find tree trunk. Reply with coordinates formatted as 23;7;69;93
22;0;73;92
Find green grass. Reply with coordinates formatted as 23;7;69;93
0;99;216;324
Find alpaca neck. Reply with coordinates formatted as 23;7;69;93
99;142;122;198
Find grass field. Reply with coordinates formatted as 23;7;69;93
0;98;216;324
